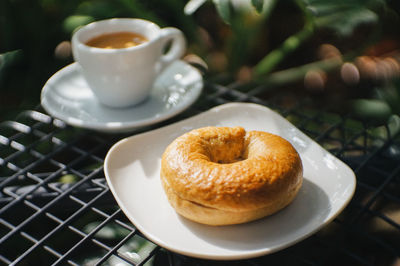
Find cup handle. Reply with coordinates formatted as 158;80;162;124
158;27;186;72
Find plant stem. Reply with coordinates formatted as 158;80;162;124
253;20;314;77
228;0;278;72
248;57;344;94
253;0;315;77
262;0;279;20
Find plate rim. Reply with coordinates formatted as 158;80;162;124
104;102;357;260
40;60;203;133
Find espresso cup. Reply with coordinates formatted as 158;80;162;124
72;18;186;108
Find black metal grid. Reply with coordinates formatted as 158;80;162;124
0;78;399;265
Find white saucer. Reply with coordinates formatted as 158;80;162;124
41;60;203;133
104;103;356;260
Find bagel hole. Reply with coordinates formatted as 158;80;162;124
204;128;249;164
217;156;245;164
211;144;249;164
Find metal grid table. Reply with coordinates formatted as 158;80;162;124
1;77;399;265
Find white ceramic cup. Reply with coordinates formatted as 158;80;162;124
72;18;186;108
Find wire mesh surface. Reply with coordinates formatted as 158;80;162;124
0;79;399;266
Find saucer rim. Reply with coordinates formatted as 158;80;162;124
41;61;203;133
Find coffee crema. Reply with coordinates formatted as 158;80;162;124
85;32;148;49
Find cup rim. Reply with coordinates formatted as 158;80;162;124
72;18;161;53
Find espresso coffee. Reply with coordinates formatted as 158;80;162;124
72;18;186;107
85;32;148;49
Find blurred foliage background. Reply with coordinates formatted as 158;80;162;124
1;1;400;264
1;0;400;126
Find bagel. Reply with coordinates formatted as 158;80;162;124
160;126;303;226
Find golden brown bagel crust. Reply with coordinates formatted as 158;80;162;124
160;126;303;225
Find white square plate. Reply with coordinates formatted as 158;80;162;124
104;103;356;260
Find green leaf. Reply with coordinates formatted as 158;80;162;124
58;174;78;184
184;0;208;15
76;1;121;19
373;85;400;115
350;98;392;125
62;15;94;34
315;8;377;36
251;0;264;13
300;0;379;37
0;50;23;70
369;114;400;144
388;114;400;138
213;0;231;24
